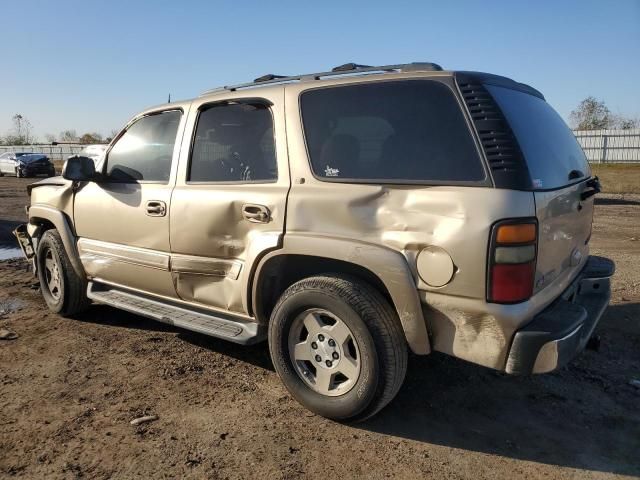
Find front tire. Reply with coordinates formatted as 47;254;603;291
36;229;89;316
269;275;408;422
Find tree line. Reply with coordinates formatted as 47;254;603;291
1;97;637;146
0;114;116;146
570;97;638;131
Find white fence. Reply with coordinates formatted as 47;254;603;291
573;129;640;164
1;129;639;164
0;144;90;162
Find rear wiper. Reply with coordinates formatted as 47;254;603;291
581;176;601;200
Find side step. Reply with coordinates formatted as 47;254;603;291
87;282;266;345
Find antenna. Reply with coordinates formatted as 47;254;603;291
168;93;171;103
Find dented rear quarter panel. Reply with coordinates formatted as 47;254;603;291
283;75;539;367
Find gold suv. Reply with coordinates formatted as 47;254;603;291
14;63;614;421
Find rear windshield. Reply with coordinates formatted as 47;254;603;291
300;80;485;183
486;85;590;190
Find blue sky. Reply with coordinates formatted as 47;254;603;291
0;0;638;139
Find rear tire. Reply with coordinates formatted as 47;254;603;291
36;229;89;316
269;274;407;422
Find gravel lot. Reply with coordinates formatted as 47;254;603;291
1;176;639;479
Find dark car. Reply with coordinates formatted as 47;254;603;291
0;152;56;177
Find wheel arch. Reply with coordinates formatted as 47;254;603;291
28;205;85;278
251;236;430;355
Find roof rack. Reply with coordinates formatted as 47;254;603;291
200;62;443;96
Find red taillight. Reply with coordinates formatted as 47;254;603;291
490;262;535;303
488;220;537;304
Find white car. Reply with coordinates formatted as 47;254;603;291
78;144;108;166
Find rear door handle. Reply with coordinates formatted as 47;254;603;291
242;204;270;223
146;200;166;217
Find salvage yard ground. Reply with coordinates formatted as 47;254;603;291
0;174;639;479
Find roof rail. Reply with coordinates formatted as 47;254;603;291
200;62;444;96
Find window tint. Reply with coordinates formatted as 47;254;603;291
486;85;590;190
189;103;276;182
106;110;181;182
301;81;484;182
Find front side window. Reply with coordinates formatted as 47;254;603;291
301;80;485;183
189;103;277;182
106;110;181;182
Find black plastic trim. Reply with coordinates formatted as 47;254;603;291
455;73;533;191
505;255;614;375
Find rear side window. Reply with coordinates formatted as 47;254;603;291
301;80;485;183
486;85;590;190
189;103;277;182
106;110;181;182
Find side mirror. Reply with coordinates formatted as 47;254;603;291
62;155;96;181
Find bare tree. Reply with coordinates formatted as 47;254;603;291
614;116;639;130
570;97;639;130
44;133;56;143
5;114;35;145
570;97;612;130
105;129;119;143
59;130;78;142
79;132;104;144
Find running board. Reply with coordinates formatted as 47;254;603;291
87;282;266;345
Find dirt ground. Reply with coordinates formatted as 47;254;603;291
0;176;639;479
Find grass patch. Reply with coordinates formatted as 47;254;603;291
590;164;640;194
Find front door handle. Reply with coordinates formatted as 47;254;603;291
242;204;270;223
146;200;166;217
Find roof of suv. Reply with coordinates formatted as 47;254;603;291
197;62;544;100
137;62;543;120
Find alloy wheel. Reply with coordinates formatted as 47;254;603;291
43;248;62;301
288;308;361;397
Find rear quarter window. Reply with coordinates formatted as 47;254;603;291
300;80;486;183
486;85;590;190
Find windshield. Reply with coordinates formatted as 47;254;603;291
19;154;47;163
486;85;590;190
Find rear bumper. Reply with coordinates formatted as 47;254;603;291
505;255;615;375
